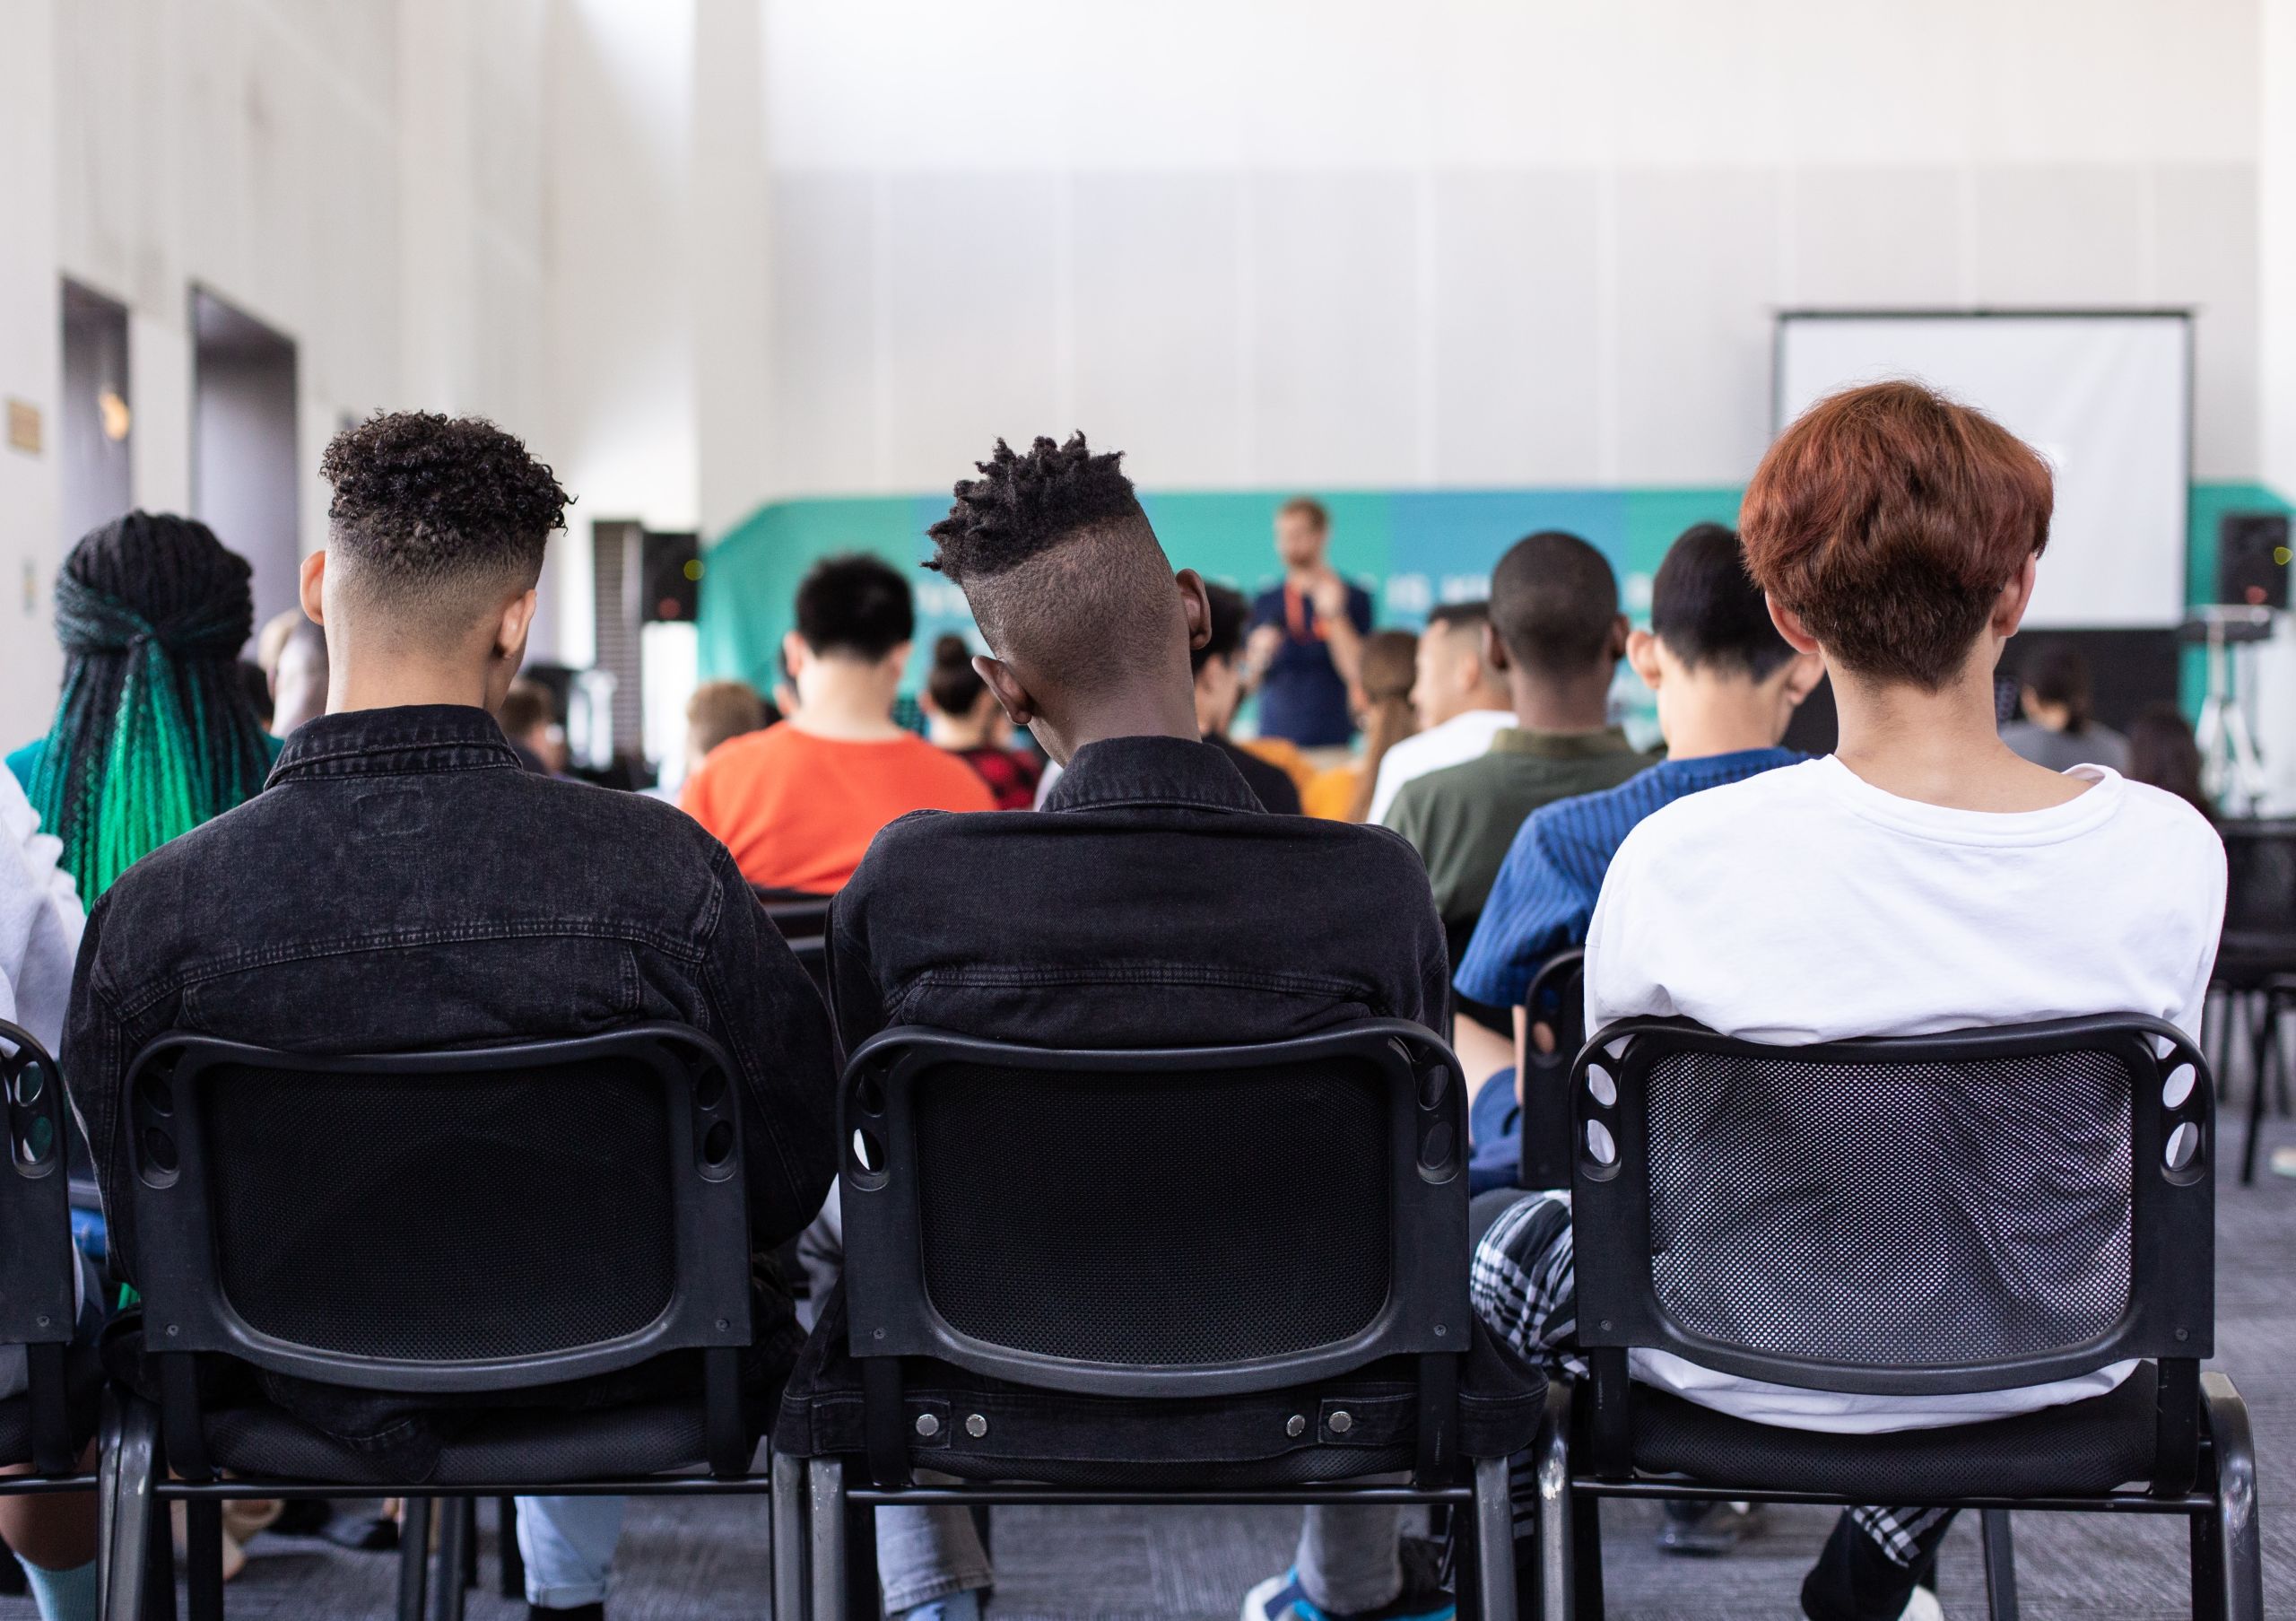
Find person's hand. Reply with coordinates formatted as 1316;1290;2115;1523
1309;569;1350;620
1246;623;1283;671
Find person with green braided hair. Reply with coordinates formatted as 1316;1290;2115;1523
6;513;282;899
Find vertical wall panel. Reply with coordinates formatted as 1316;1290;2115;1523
770;173;880;496
1970;165;2151;304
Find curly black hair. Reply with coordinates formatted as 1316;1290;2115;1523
320;412;570;592
926;433;1144;582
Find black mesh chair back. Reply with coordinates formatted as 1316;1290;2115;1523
124;1024;753;1473
1570;1015;2213;1486
2217;819;2296;980
1518;948;1587;1190
0;1021;83;1476
838;1022;1470;1481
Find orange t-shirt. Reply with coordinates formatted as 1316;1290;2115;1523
682;721;996;893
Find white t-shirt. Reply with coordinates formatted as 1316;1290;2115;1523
1370;709;1514;826
0;769;84;1059
1585;756;2226;1433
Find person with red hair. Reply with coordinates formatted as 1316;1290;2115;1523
1465;380;2225;1621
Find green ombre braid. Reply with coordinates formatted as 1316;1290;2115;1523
28;512;271;898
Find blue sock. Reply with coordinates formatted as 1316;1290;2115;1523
17;1556;97;1621
898;1590;983;1621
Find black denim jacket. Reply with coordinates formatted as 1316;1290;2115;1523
63;706;837;1461
827;734;1450;1053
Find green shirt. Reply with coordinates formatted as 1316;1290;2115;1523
1384;727;1653;930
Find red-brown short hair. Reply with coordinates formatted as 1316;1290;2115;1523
1740;380;2053;690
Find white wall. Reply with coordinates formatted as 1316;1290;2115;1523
760;0;2264;498
2249;0;2296;809
0;0;63;742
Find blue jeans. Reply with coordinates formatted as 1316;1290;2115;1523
516;1495;626;1609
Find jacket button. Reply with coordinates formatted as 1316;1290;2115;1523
965;1414;987;1438
915;1413;941;1438
1328;1410;1353;1435
1285;1414;1306;1438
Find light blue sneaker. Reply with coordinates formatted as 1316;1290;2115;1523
1239;1568;1455;1621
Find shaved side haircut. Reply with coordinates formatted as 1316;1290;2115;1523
926;433;1184;695
319;412;570;646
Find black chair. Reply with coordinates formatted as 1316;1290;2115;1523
1540;1015;2260;1621
777;1021;1543;1621
1516;949;1586;1191
2212;819;2296;1182
100;1024;796;1621
753;885;833;998
0;1022;102;1542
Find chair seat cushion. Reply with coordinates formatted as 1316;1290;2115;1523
775;1284;1543;1486
198;1395;744;1486
1624;1362;2162;1499
0;1341;106;1469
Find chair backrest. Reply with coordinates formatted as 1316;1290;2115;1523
1572;1015;2212;1403
0;1022;82;1475
752;886;832;944
125;1024;752;1396
1518;948;1587;1190
2217;818;2296;964
839;1021;1470;1399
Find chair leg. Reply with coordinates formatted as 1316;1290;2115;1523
1979;1510;2019;1621
396;1497;432;1621
771;1452;807;1621
807;1460;846;1621
459;1498;478;1590
1473;1455;1518;1621
1535;1385;1575;1621
181;1501;223;1621
2200;1373;2263;1621
430;1499;468;1621
100;1399;158;1621
495;1497;522;1599
2243;994;2272;1185
141;1489;175;1621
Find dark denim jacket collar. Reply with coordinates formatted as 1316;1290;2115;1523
1042;734;1263;816
269;703;524;784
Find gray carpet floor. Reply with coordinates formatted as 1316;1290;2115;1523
13;1116;2292;1619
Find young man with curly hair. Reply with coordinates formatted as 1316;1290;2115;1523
818;433;1454;1621
62;413;837;1621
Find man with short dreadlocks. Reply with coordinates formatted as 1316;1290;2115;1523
61;413;836;1621
8;512;279;899
817;433;1457;1621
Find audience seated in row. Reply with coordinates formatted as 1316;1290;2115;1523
60;412;841;1620
1190;583;1306;814
681;553;993;894
1300;628;1419;821
1364;601;1513;824
2000;641;2129;774
919;633;1045;809
683;678;776;773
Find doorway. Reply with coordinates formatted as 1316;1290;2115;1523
191;289;300;632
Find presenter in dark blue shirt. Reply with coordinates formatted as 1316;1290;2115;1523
1245;497;1373;747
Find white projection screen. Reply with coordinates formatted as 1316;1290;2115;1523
1775;313;2191;629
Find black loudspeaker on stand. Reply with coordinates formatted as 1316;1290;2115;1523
2219;513;2291;611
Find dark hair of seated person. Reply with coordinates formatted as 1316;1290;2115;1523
925;432;1210;764
2126;701;2212;819
795;553;914;661
1648;522;1797;679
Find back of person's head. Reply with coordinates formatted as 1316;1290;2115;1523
924;633;989;716
318;412;570;652
686;678;771;761
1193;583;1250;676
1347;629;1421;821
1649;523;1796;678
30;510;273;897
1488;530;1623;678
237;659;274;729
497;678;555;747
2126;701;2211;818
927;433;1187;712
1741;380;2053;690
795;553;914;662
2020;641;2094;734
1413;601;1500;727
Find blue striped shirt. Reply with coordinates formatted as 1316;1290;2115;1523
1454;746;1805;1007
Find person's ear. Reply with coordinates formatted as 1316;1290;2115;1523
974;655;1037;728
1605;613;1631;663
1176;568;1213;656
1992;553;2039;639
1766;595;1822;657
494;588;538;666
299;552;327;625
881;640;912;680
1624;628;1665;690
780;630;809;684
1482;620;1513;674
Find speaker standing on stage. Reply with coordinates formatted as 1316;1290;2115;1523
1244;497;1373;748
